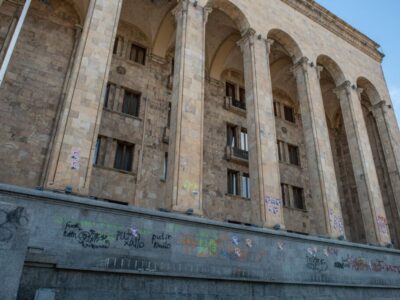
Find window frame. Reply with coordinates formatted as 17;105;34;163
114;141;134;172
122;89;141;117
129;43;147;65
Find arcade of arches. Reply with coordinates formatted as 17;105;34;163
0;0;399;248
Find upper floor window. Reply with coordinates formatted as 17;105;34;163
288;144;300;166
281;183;288;207
240;129;248;151
226;82;236;99
114;142;134;172
130;43;146;65
162;152;168;181
239;87;246;103
284;105;295;123
241;173;251;199
227;124;238;148
292;186;305;210
122;90;140;117
227;169;240;196
113;36;123;55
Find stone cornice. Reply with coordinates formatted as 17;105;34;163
281;0;384;62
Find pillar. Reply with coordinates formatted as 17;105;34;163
292;57;345;238
238;31;284;228
334;81;391;245
44;0;123;194
166;0;210;214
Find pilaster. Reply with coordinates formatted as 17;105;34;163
334;81;391;245
238;30;284;229
45;0;123;194
292;57;345;238
166;0;209;214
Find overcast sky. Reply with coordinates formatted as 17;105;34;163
316;0;400;125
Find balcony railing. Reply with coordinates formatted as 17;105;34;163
231;98;246;110
224;96;246;117
226;146;249;165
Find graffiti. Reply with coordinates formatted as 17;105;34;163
306;254;328;272
324;247;339;257
130;226;139;237
231;236;239;246
152;232;172;249
71;148;80;170
116;230;144;249
334;255;400;274
0;207;28;243
63;222;110;249
328;209;344;234
277;241;284;251
245;239;253;248
234;247;241;257
265;196;281;215
307;247;318;256
377;216;389;236
183;181;197;192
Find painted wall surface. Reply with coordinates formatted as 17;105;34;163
0;184;400;299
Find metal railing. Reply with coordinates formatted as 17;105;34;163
231;99;246;110
233;147;249;160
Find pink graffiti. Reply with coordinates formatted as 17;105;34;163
377;216;389;235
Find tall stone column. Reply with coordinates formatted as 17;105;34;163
238;31;284;228
292;57;345;238
45;0;123;194
370;100;400;242
166;1;210;214
334;81;391;245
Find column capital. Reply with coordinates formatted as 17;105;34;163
333;80;352;99
203;6;213;23
266;38;275;54
291;56;311;75
237;28;257;52
172;0;189;21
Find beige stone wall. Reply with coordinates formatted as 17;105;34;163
0;0;79;187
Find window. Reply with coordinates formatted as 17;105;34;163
240;129;248;151
284;105;295;123
130;43;146;65
93;137;101;166
171;58;175;76
288;144;300;166
293;186;305;210
227;124;237;148
122;90;140;117
162;152;168;181
239;87;246;103
277;140;285;162
228;170;240;196
281;183;288;207
167;102;171;128
241;173;251;199
113;36;122;55
226;82;236;99
273;102;279;117
104;83;111;108
114;142;134;172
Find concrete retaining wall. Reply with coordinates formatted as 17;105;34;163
0;184;399;299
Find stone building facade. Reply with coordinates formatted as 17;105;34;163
0;0;399;249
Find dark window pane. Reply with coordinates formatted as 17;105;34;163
293;187;305;210
114;142;134;172
122;91;140;117
284;106;295;123
226;82;236;99
239;88;245;103
104;83;111;108
288;145;300;166
163;152;168;180
273;102;278;117
227;125;237;148
281;184;287;206
113;36;121;55
167;102;171;127
228;170;239;196
240;129;248;151
93;137;101;165
130;44;146;65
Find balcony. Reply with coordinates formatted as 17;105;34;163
224;96;246;117
226;145;249;165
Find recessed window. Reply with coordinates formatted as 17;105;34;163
114;142;134;172
104;83;112;108
122;90;140;117
288;144;300;166
240;129;248;151
277;140;285;162
162;152;168;181
167;102;171;128
93;137;102;166
226;82;236;99
273;101;280;117
113;36;123;55
293;186;305;210
241;173;251;199
130;43;146;65
239;87;246;103
227;124;238;148
281;183;288;207
228;169;240;196
284;105;295;123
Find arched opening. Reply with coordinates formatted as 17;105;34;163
202;1;254;224
0;0;80;187
89;0;178;207
267;29;314;234
357;77;400;247
317;55;366;243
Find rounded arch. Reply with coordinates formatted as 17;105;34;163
69;0;90;25
152;9;176;59
317;55;346;87
205;0;250;34
209;33;241;80
357;77;382;106
267;29;303;63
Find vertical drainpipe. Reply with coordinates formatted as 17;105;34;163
0;0;31;87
